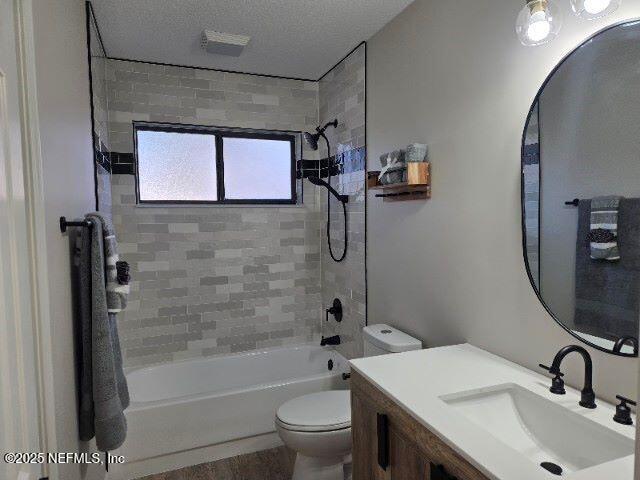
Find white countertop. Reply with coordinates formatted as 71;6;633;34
349;344;635;480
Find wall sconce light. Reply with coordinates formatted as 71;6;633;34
516;0;621;45
516;0;562;46
570;0;621;19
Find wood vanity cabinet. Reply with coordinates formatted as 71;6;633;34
351;371;489;480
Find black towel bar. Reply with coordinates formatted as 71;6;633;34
59;216;93;233
565;198;580;207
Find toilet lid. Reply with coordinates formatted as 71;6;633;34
276;391;351;432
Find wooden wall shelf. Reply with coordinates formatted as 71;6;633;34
368;163;431;201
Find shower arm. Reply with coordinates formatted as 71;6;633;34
317;119;338;137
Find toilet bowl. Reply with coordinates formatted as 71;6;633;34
276;391;351;480
275;325;422;480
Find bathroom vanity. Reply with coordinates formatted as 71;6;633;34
351;369;487;480
349;345;635;480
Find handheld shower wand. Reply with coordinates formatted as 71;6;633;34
303;119;348;262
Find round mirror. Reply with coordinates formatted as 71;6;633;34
522;20;640;357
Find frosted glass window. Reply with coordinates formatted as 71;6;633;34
137;130;217;201
134;124;295;204
223;137;293;200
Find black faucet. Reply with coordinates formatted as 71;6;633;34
320;335;341;346
540;345;596;409
612;336;638;356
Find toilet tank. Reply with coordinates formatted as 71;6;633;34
362;324;422;356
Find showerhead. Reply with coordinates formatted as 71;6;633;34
303;132;319;151
303;119;338;151
306;175;348;204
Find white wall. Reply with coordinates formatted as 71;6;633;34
367;0;640;404
31;1;104;479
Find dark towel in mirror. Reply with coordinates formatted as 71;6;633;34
574;199;640;339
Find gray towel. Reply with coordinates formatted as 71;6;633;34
92;212;130;313
574;199;640;339
77;225;94;441
589;195;621;261
78;214;130;451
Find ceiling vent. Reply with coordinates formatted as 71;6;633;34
200;30;251;57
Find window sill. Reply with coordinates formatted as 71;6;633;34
133;203;307;209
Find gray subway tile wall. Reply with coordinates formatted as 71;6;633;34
113;177;324;367
106;59;325;368
106;59;320;152
99;46;367;368
318;44;367;359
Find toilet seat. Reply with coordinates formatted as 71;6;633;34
276;390;351;433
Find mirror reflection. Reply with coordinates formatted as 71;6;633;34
522;21;640;357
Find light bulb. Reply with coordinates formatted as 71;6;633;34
584;0;610;14
527;11;551;41
570;0;621;19
516;0;562;46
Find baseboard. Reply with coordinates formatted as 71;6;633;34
106;433;283;480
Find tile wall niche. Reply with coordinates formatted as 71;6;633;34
106;59;323;368
318;44;367;359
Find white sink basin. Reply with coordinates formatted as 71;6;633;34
441;383;634;476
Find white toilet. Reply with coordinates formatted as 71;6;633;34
275;324;422;480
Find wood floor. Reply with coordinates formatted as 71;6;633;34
137;447;296;480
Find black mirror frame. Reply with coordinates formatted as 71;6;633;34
520;19;640;358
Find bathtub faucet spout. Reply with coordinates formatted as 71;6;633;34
320;335;341;347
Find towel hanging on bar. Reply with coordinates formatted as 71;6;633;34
77;213;130;452
589;196;621;261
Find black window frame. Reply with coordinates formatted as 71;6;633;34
133;121;298;205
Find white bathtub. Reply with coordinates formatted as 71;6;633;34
117;344;349;464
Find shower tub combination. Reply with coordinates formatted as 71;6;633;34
112;344;349;476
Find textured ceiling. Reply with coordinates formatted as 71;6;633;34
90;0;414;79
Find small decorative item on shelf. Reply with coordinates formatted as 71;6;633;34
378;150;406;185
407;162;429;185
405;143;428;163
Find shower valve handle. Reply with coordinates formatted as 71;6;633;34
326;298;343;323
